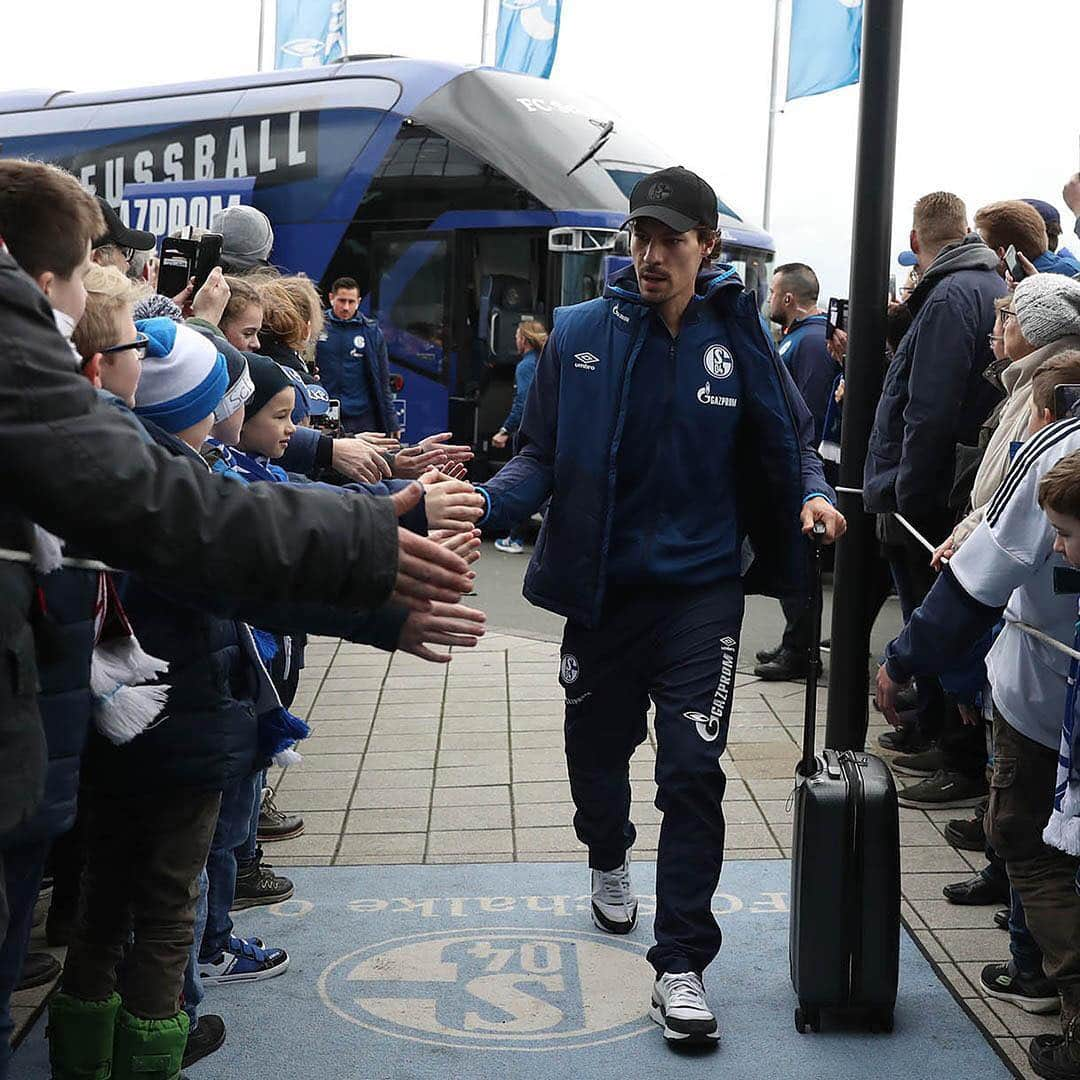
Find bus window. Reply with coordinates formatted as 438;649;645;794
356;124;543;223
372;232;450;382
560;251;604;307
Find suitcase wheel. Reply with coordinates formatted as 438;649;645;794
794;1005;820;1034
869;1008;894;1034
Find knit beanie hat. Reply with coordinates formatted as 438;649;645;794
1013;274;1080;349
133;318;229;433
244;353;294;419
211;205;274;269
215;348;255;423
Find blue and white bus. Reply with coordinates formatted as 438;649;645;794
0;55;775;466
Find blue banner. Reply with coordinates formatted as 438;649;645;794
495;0;562;79
786;0;862;101
275;0;347;70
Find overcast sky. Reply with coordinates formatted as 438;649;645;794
2;0;1078;300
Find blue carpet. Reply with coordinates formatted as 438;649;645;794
14;860;1012;1079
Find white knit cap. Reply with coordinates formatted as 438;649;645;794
1013;274;1080;349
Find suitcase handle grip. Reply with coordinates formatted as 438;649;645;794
798;524;826;777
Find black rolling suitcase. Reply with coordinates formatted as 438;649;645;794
788;525;901;1034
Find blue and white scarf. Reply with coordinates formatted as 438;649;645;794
1044;603;1080;857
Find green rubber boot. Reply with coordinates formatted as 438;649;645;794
110;1007;189;1080
47;991;122;1079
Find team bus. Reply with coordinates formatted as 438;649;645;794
0;56;776;465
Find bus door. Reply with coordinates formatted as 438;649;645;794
449;228;549;474
369;230;453;442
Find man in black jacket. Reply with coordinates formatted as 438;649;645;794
863;191;1007;809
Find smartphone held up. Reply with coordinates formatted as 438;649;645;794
156;228;223;299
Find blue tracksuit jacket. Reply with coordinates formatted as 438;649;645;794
478;265;834;628
777;314;839;445
315;310;396;432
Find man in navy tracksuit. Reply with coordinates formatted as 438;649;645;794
477;167;844;1046
314;277;398;436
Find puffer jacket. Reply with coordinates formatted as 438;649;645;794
479;264;832;628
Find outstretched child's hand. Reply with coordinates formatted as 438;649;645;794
421;471;485;533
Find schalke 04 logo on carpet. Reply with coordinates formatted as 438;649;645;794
318;926;655;1051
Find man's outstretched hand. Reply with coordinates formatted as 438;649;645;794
332;437;392;482
390;484;474;610
398;601;487;663
800;497;846;543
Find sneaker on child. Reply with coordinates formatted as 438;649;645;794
650;971;720;1044
591;852;638;934
980;961;1060;1015
199;935;289;985
494;536;525;554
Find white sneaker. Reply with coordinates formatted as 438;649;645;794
494;536;526;554
650;971;720;1043
590;852;638;934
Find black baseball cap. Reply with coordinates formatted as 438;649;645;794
624;166;719;233
93;196;156;252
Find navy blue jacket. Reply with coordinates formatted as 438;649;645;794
778;314;839;445
316;310;396;432
5;567;98;846
478;266;834;628
502;350;539;435
864;236;1007;518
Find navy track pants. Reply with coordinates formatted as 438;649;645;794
560;580;744;976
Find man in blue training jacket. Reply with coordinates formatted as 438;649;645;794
476;166;845;1047
315;276;399;436
756;262;840;681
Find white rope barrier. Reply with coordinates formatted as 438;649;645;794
0;547;111;572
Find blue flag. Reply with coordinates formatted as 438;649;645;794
786;0;862;101
275;0;347;70
495;0;562;79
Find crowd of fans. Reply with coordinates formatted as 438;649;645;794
0;158;489;1080
4;141;1080;1079
834;180;1080;1080
728;175;1080;1077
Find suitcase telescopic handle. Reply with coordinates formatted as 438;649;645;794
798;522;826;778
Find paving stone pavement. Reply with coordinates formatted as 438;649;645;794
11;632;1051;1077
